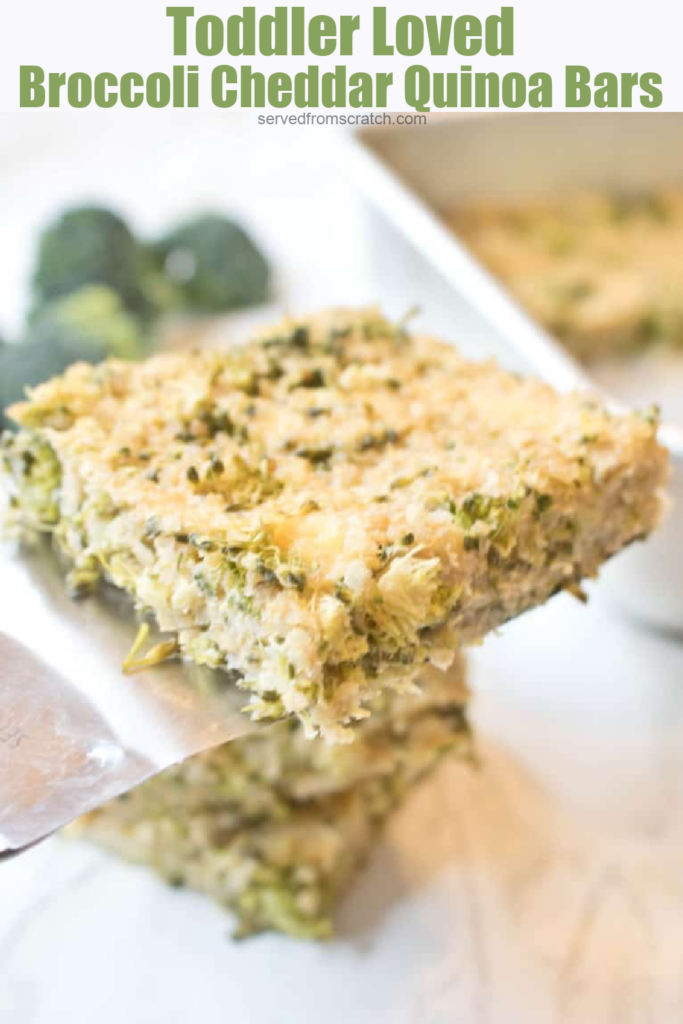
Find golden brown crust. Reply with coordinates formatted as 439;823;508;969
451;190;683;359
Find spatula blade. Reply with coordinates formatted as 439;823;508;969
0;539;257;856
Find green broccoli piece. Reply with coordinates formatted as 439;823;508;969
25;286;146;360
32;206;153;319
151;214;270;313
1;287;146;428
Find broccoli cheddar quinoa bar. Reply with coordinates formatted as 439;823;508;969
451;189;683;361
2;308;667;738
72;657;471;939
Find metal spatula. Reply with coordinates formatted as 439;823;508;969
0;538;258;857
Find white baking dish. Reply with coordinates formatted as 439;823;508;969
347;112;683;633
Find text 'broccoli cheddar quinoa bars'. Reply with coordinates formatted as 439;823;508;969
72;658;471;939
451;189;683;361
2;308;667;739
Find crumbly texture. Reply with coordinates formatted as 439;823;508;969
451;189;683;360
90;658;468;819
72;658;471;940
3;307;667;738
75;783;395;941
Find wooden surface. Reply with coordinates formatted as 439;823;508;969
1;115;683;1024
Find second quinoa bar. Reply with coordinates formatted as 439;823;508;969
452;190;683;360
71;655;471;940
2;308;668;738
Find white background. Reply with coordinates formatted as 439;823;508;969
0;0;680;112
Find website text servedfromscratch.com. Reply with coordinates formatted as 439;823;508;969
256;112;427;125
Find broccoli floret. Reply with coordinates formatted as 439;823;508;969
32;205;153;318
25;286;146;360
1;287;146;428
151;215;270;313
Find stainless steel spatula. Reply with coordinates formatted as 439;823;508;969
0;539;257;857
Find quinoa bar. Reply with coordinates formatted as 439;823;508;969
451;189;683;360
71;656;471;940
2;307;667;738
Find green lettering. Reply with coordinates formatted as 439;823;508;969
291;7;305;55
211;65;237;107
94;72;117;108
620;72;638;108
340;15;360;56
20;66;45;107
121;72;144;108
594;71;618;108
566;65;591;107
172;65;184;106
454;16;482;56
486;7;513;56
166;7;194;56
228;7;255;55
502;71;525;108
425;16;452;56
259;7;288;56
49;72;66;107
640;72;662;108
434;72;457;108
240;65;265;107
196;15;223;56
475;71;499;107
376;72;392;106
321;66;346;107
188;66;199;106
460;65;472;106
68;72;91;108
309;15;336;56
405;64;430;111
396;15;424;56
529;71;552;108
294;66;319;107
349;71;373;108
373;7;394;55
268;72;292;108
147;72;171;108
